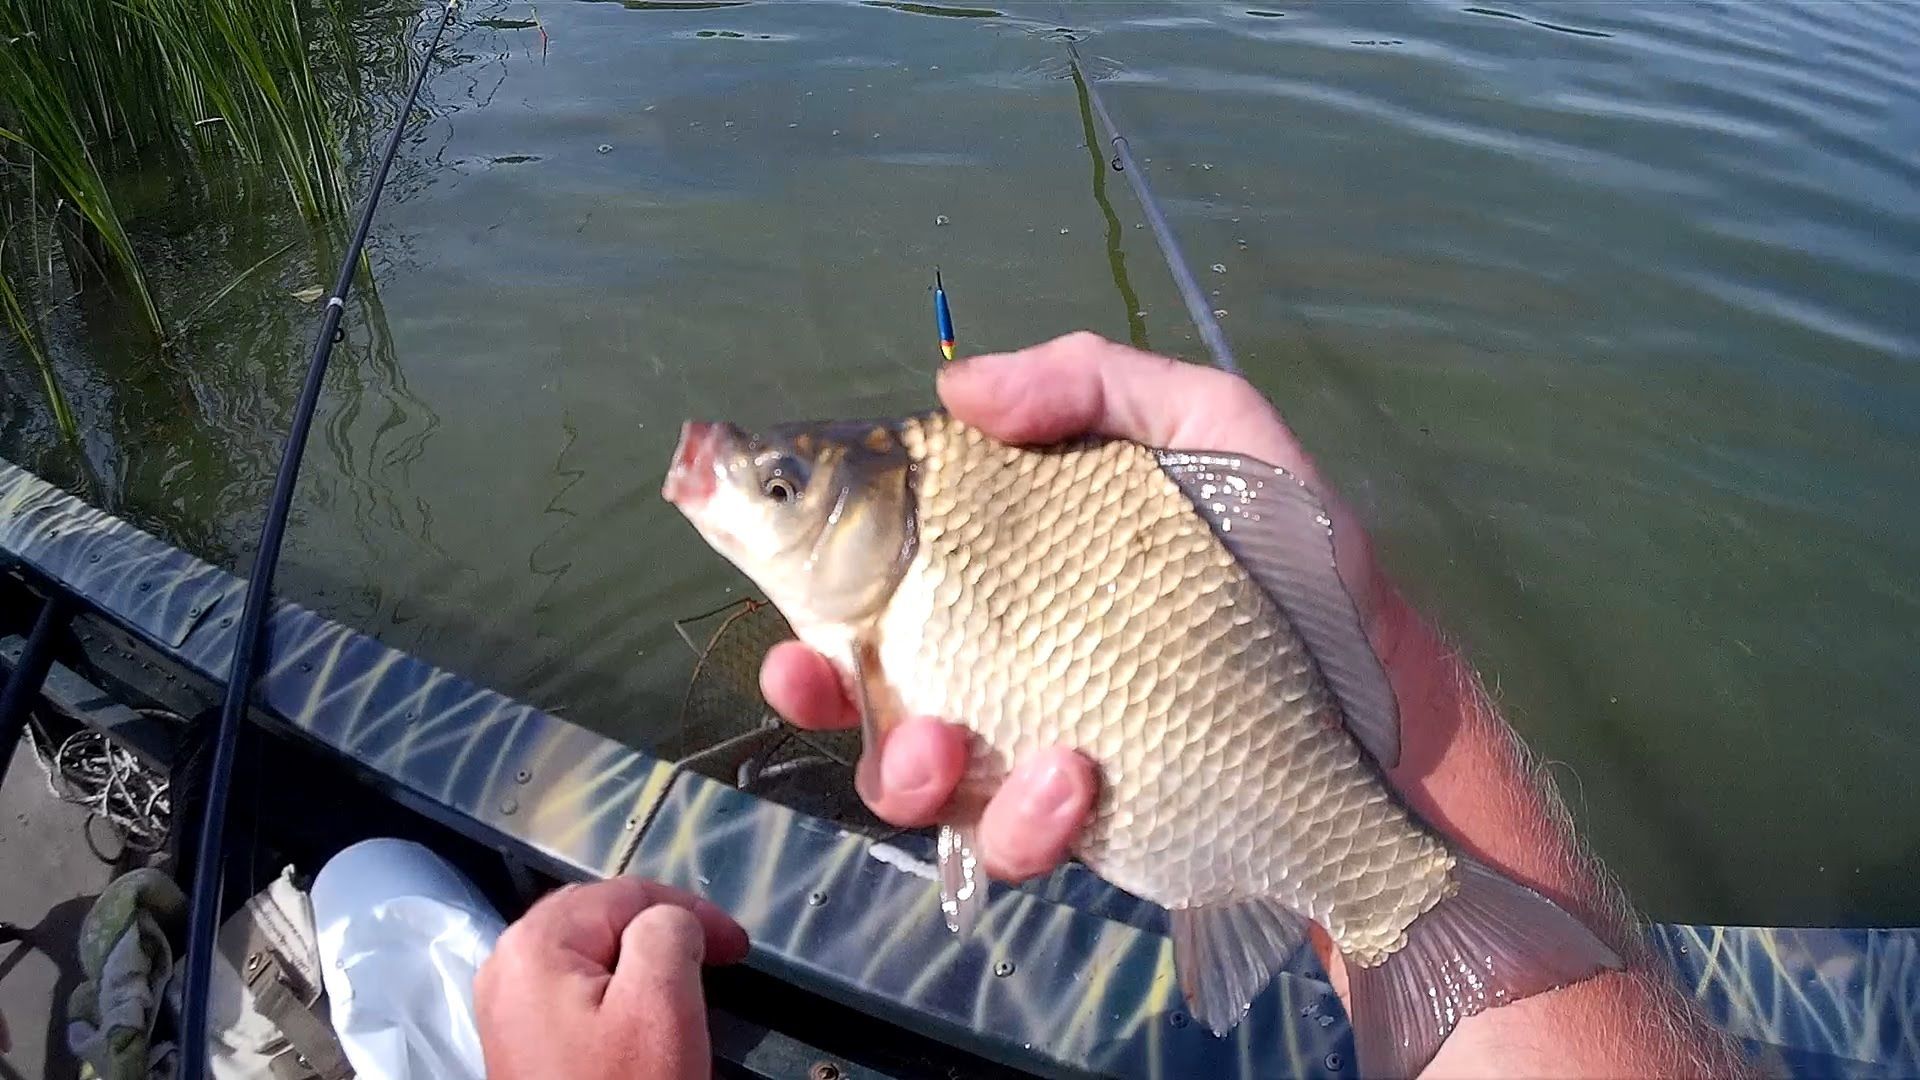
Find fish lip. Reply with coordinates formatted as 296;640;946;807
663;420;723;505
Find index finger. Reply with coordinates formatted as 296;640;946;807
509;878;750;979
760;641;858;731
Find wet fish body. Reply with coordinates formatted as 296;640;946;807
663;410;1620;1078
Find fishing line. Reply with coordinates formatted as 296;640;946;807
176;1;461;1074
1061;37;1241;376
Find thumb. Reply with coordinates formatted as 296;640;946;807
938;331;1178;445
605;905;712;1078
937;332;1305;467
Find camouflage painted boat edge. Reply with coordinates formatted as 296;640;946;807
631;772;1351;1077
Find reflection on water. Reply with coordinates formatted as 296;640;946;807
1460;7;1611;39
594;1;751;11
4;0;1918;927
1069;60;1148;350
863;1;1005;18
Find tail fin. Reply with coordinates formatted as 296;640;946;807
1344;857;1623;1079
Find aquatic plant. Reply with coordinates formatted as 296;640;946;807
0;233;76;439
0;0;404;433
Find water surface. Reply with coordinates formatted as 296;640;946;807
5;0;1917;926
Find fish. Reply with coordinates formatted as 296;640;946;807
661;409;1622;1078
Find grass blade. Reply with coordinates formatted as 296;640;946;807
0;233;79;442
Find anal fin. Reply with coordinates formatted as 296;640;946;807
1169;898;1312;1036
937;824;984;935
1344;856;1624;1079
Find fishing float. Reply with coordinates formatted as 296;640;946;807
934;268;956;360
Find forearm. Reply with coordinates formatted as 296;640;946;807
1369;584;1753;1078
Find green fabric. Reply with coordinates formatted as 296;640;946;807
67;867;186;1080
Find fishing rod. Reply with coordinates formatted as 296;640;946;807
175;1;461;1074
1062;38;1241;376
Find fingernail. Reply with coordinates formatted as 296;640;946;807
939;353;1001;390
934;362;973;398
1019;757;1079;823
881;743;936;796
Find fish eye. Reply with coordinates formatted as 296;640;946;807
759;453;806;503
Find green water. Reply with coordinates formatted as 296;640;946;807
4;0;1917;927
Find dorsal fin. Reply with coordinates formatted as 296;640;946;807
1156;450;1401;768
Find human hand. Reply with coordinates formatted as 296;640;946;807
475;878;750;1080
759;331;1401;883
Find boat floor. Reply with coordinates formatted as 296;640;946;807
0;745;124;1080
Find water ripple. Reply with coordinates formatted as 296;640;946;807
1460;6;1610;39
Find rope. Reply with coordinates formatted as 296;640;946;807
21;717;173;856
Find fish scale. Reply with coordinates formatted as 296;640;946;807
883;414;1454;960
666;407;1625;1074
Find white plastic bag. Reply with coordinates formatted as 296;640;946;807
309;838;505;1080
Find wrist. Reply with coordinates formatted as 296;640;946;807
1364;583;1756;1077
1368;579;1620;935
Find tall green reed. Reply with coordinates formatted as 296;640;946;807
0;233;77;440
1;0;401;436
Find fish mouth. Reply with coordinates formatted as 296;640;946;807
663;420;725;506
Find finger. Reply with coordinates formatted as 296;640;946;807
508;878;747;981
761;641;858;731
604;905;711;1078
976;747;1098;881
936;332;1312;473
857;717;970;827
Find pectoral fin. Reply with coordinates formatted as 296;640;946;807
848;636;890;804
937;824;984;935
847;638;982;935
1156;450;1401;768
